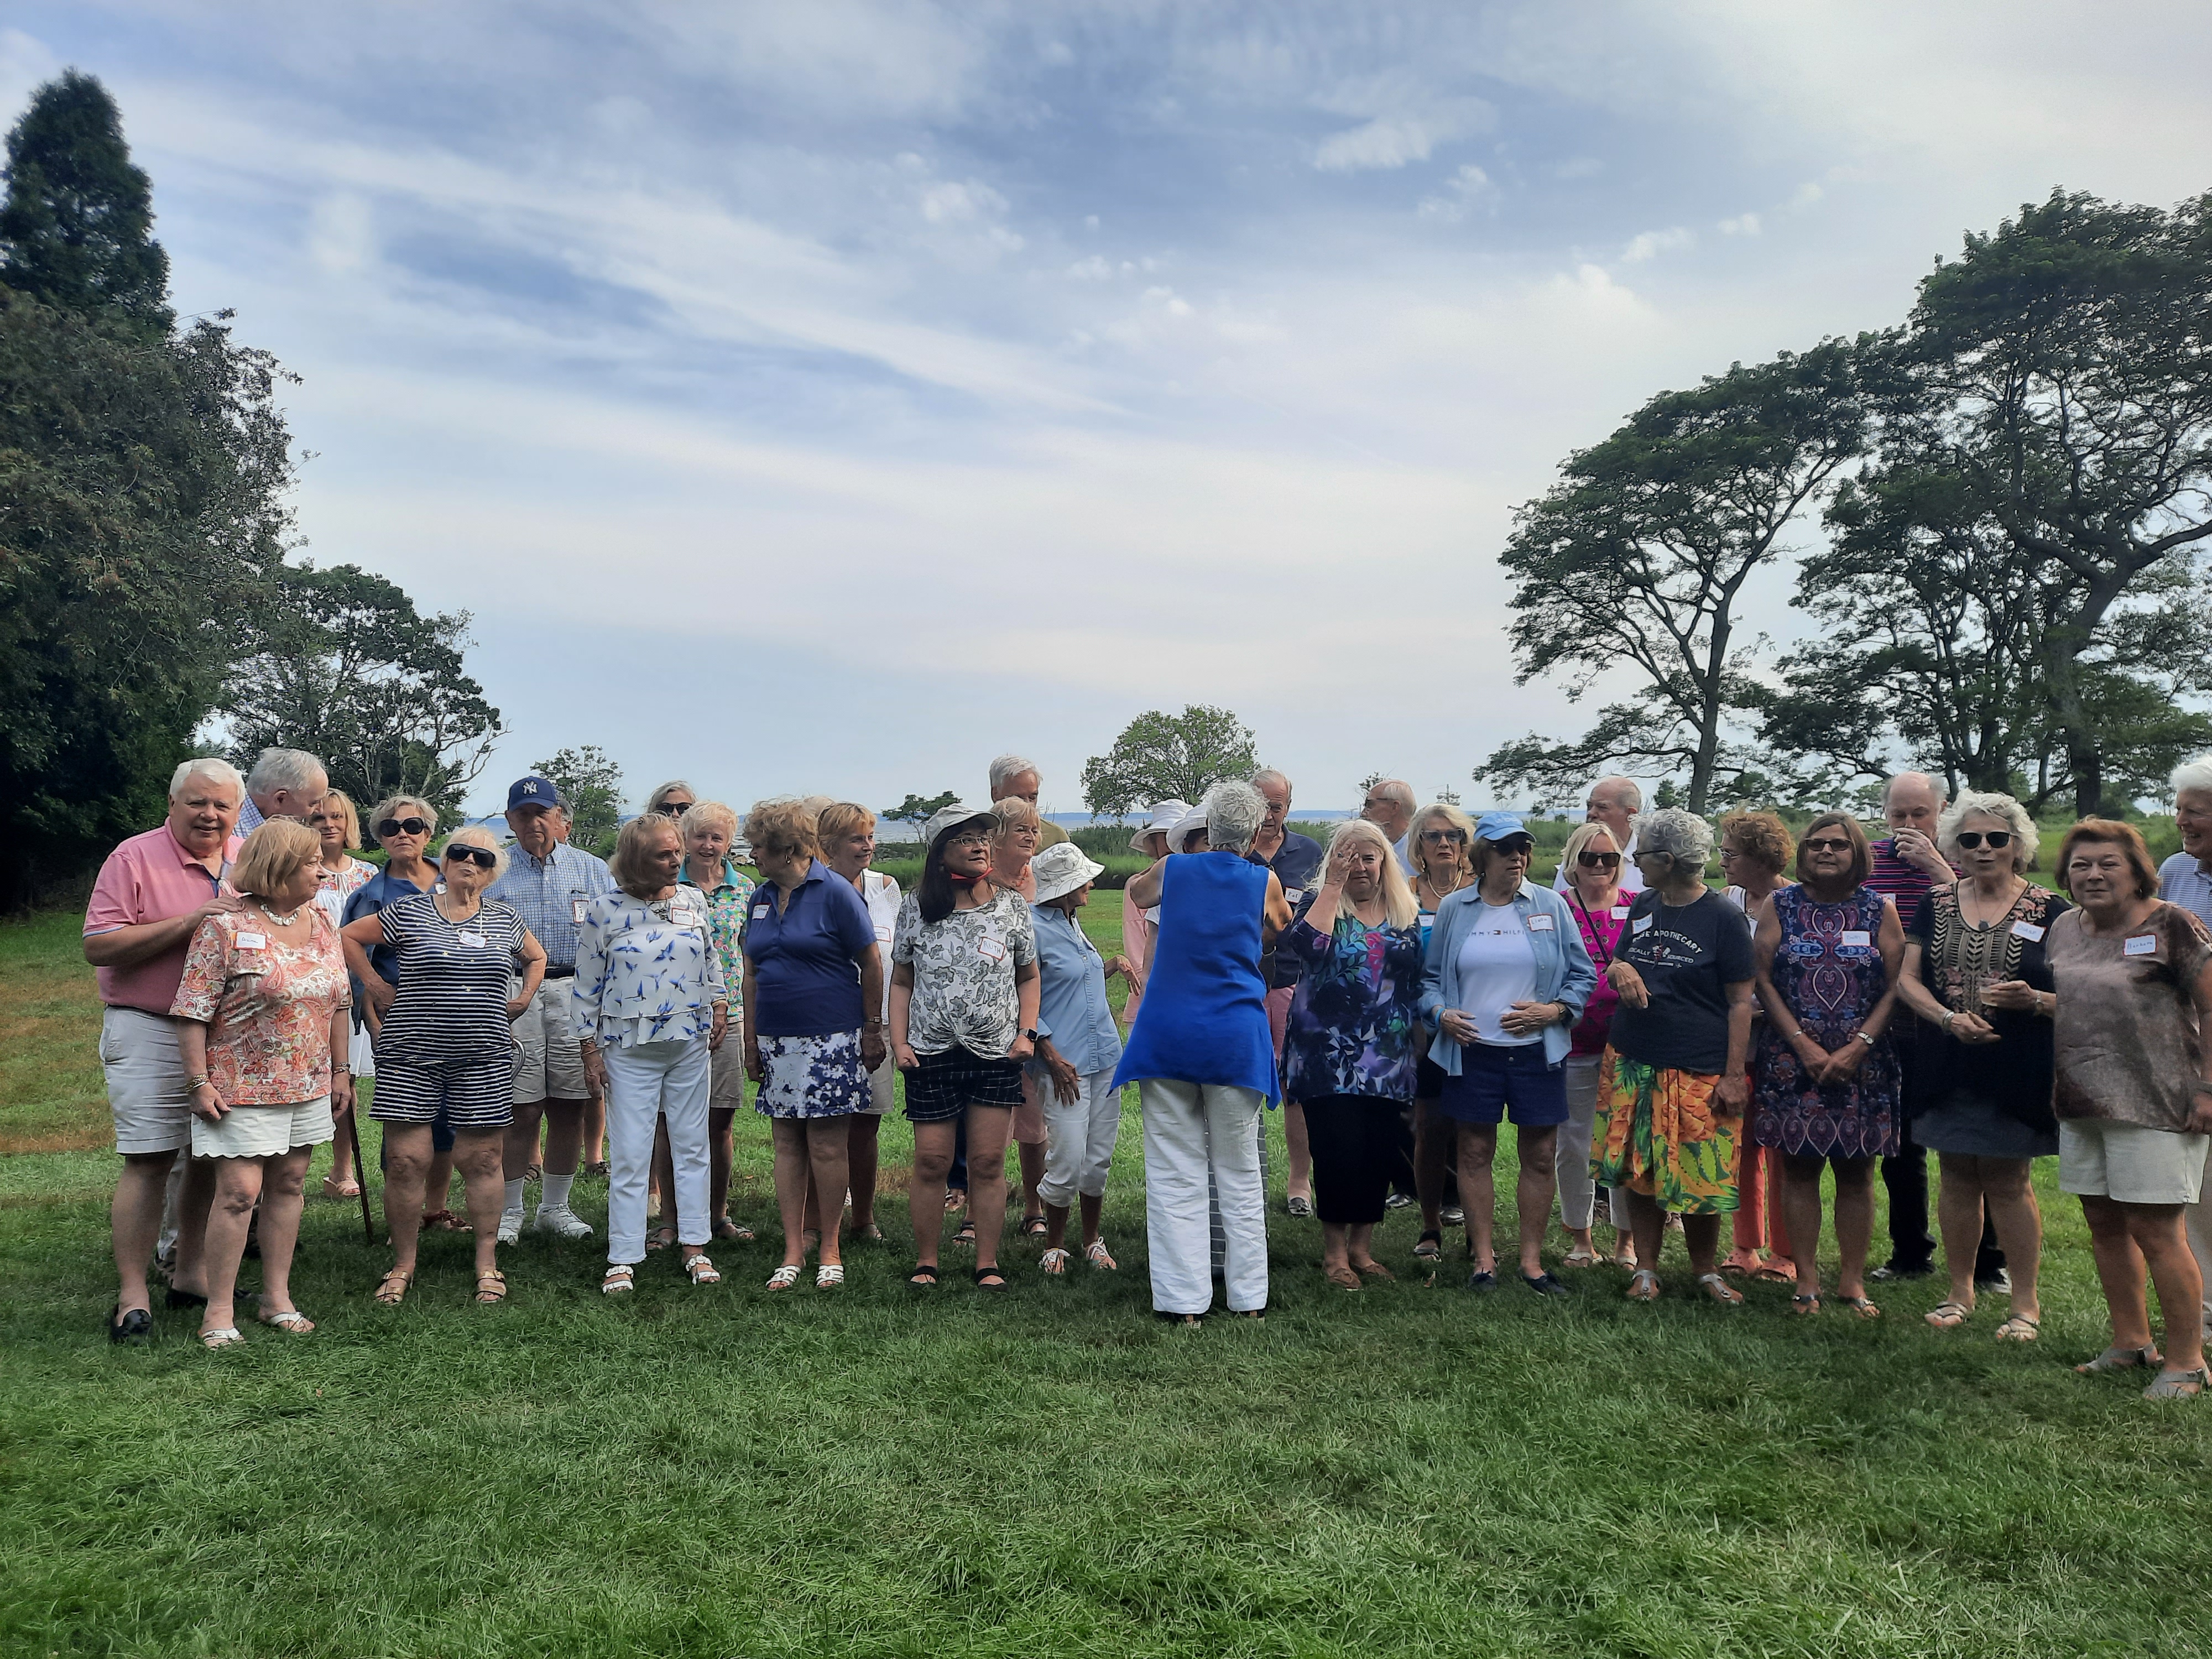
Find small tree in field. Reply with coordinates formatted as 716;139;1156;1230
532;745;623;854
1081;706;1258;818
883;791;957;832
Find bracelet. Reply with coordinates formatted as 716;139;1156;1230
1942;1010;1957;1031
1854;1031;1875;1048
185;1075;210;1091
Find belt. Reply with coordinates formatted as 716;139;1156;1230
542;966;575;980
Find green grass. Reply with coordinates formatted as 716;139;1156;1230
4;905;2212;1657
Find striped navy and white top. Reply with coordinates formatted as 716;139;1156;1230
373;894;531;1066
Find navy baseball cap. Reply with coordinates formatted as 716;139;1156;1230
506;775;562;811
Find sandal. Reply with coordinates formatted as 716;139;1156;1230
1040;1248;1071;1276
1992;1312;2039;1342
1285;1194;1313;1218
200;1326;245;1349
2077;1344;2162;1375
255;1304;315;1334
1324;1264;1362;1291
1791;1292;1822;1316
2143;1366;2207;1400
972;1266;1009;1290
1413;1229;1443;1261
908;1263;939;1286
855;1223;886;1243
646;1227;675;1252
1353;1260;1395;1281
944;1188;967;1214
602;1264;635;1295
1924;1300;1973;1330
1696;1272;1745;1307
1021;1214;1050;1238
952;1219;977;1246
423;1209;468;1233
474;1270;508;1305
374;1269;413;1306
1835;1294;1881;1319
1561;1245;1600;1268
1086;1239;1117;1271
685;1254;722;1286
321;1174;361;1199
765;1264;802;1291
1750;1260;1796;1284
714;1218;754;1243
815;1263;844;1290
1626;1270;1661;1302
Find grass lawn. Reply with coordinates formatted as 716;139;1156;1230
4;899;2211;1658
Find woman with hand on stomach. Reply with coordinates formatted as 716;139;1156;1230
1556;821;1636;1270
1406;804;1475;1262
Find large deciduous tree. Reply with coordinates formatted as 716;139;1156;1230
1475;343;1870;815
1081;706;1258;818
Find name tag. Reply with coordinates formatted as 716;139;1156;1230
875;925;894;944
1611;906;1631;920
2011;920;2046;942
457;930;487;948
1631;915;1653;935
978;935;1007;962
1527;913;1556;932
1840;930;1871;948
571;898;588;925
235;931;268;951
2124;933;2158;957
753;905;771;921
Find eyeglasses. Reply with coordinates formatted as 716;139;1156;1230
660;801;693;816
377;817;432;838
443;844;498;869
946;831;991;849
1955;831;2012;849
1802;837;1854;854
1577;851;1621;868
1420;828;1467;843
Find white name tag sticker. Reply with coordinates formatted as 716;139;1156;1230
571;899;588;925
875;925;894;944
1840;930;1872;948
1611;905;1632;920
1526;913;1556;932
2011;920;2046;942
977;935;1007;962
234;931;268;950
457;930;487;948
2124;933;2158;957
1631;915;1653;935
752;905;770;921
1285;888;1305;905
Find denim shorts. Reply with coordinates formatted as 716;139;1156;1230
1436;1042;1568;1128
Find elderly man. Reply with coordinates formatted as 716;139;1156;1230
1552;775;1647;895
988;753;1068;848
2162;756;2212;1339
1360;779;1417;873
234;747;328;836
82;759;245;1340
485;774;614;1243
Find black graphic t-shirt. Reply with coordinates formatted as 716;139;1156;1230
1606;889;1756;1074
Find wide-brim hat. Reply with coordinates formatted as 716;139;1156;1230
1128;799;1192;853
1031;842;1107;904
920;801;994;849
1166;801;1212;852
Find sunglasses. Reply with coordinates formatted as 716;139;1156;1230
660;801;693;815
443;843;498;869
1802;837;1854;854
1420;828;1467;843
1577;851;1621;868
1486;838;1535;856
1955;831;2012;849
377;817;432;838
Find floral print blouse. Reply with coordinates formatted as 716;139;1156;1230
681;859;756;1009
170;908;351;1105
891;887;1037;1058
571;887;728;1051
1279;901;1426;1102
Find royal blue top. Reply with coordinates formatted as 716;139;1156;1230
738;860;878;1037
1112;851;1279;1104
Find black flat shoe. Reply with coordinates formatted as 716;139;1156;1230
1465;1269;1498;1293
108;1306;152;1343
1521;1271;1569;1298
164;1287;207;1310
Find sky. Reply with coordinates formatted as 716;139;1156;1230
5;3;2209;819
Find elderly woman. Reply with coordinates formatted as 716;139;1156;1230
891;802;1041;1288
1556;819;1637;1269
646;780;697;818
576;813;728;1295
1751;812;1903;1318
1891;791;2065;1341
1594;807;1757;1305
1421;813;1595;1295
1407;803;1476;1260
306;789;374;1196
170;820;352;1347
740;800;885;1291
1719;811;1797;1280
2046;819;2212;1397
987;796;1054;1237
1116;782;1293;1321
1027;842;1134;1272
1121;800;1188;1030
341;825;545;1306
806;802;900;1244
1280;820;1425;1288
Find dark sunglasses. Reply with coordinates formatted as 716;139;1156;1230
377;817;432;838
1955;831;2011;849
1577;851;1621;868
1420;828;1467;843
1486;838;1535;856
442;843;498;869
660;800;693;815
1802;837;1854;854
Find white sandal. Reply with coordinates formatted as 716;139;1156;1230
766;1264;802;1291
255;1305;315;1334
1087;1239;1117;1271
601;1264;635;1296
815;1263;845;1290
200;1327;245;1349
684;1253;721;1286
1039;1247;1071;1276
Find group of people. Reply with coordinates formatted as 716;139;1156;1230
84;744;2212;1398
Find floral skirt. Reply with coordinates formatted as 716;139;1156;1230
1592;1048;1740;1215
754;1029;872;1119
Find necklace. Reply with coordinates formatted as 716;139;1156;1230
1958;877;2023;929
259;902;305;927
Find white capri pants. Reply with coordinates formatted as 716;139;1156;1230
1557;1054;1630;1233
2180;1139;2212;1340
603;1037;711;1266
1140;1078;1269;1316
1037;1069;1121;1208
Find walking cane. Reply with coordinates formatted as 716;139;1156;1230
347;1102;376;1244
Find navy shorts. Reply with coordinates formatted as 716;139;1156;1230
1436;1042;1568;1128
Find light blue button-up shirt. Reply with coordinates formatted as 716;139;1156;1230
1031;904;1124;1078
2160;852;2212;930
486;841;614;971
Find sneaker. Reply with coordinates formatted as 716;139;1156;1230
497;1212;523;1246
1441;1205;1465;1227
1384;1192;1415;1211
1975;1266;2012;1293
1871;1260;1933;1282
533;1207;594;1241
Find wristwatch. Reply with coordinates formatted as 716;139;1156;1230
1022;1027;1041;1042
1854;1031;1875;1048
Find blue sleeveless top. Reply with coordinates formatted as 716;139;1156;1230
1113;852;1279;1104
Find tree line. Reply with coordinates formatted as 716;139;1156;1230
0;72;500;906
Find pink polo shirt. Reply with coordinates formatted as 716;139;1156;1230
84;825;233;1014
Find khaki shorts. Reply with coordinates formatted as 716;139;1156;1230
709;1037;747;1108
2059;1119;2210;1207
513;977;588;1103
191;1095;335;1160
100;1006;192;1156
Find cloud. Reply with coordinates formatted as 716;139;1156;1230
1311;77;1495;173
1416;163;1493;223
1621;226;1694;263
1718;212;1762;237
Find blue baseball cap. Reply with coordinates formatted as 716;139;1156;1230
1474;811;1530;843
505;775;562;811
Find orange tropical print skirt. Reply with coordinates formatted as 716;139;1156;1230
1592;1047;1741;1215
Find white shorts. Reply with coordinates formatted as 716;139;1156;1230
191;1096;335;1161
2059;1119;2210;1207
513;977;588;1103
864;1053;895;1117
100;1006;192;1156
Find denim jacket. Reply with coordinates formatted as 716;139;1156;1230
1417;880;1597;1071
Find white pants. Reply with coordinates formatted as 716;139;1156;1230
2189;1139;2212;1340
1556;1055;1629;1233
1140;1078;1268;1315
1038;1070;1122;1207
603;1037;711;1265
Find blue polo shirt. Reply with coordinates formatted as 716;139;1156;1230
342;865;443;993
740;860;878;1036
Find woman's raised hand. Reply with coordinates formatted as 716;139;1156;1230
1606;959;1650;1009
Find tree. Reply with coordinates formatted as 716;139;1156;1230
1081;706;1258;818
1474;344;1871;815
883;791;957;830
531;745;623;854
220;561;503;821
0;70;170;335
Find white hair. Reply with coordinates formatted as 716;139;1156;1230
1882;770;1948;809
2171;755;2212;800
988;753;1040;797
1202;780;1266;855
1939;791;2038;872
1637;807;1714;867
442;822;511;880
1250;768;1292;796
646;779;695;812
246;747;326;799
1591;775;1644;813
1369;778;1415;811
169;758;244;801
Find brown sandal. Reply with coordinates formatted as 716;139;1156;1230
474;1270;507;1305
374;1269;413;1306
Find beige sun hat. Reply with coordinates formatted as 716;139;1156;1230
1031;842;1107;904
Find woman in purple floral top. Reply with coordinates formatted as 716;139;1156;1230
1280;820;1426;1290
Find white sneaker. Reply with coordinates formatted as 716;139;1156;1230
497;1212;522;1246
533;1206;594;1241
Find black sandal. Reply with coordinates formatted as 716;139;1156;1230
1020;1214;1049;1238
952;1219;977;1246
907;1264;939;1286
1413;1229;1443;1261
973;1266;1009;1290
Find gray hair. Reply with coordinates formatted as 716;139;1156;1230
1250;767;1292;797
1636;807;1713;868
1368;778;1416;812
646;779;695;812
442;822;511;881
169;757;244;801
988;753;1040;797
1882;770;1948;810
1591;774;1644;813
368;795;441;838
246;747;326;799
2171;754;2212;800
684;800;738;839
1202;780;1266;856
1939;791;2038;872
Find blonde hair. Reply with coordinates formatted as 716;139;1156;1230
315;789;362;853
609;811;684;898
1321;818;1419;930
231;818;320;901
368;795;440;839
1407;802;1475;886
743;799;820;860
441;822;510;881
816;802;875;847
1561;820;1625;885
684;800;739;841
991;796;1042;842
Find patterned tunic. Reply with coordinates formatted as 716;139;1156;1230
1279;905;1425;1102
170;909;351;1105
681;859;755;1010
1753;885;1900;1158
571;888;726;1050
891;887;1037;1058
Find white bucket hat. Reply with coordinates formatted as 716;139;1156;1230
1165;801;1211;852
919;801;994;848
1031;842;1106;904
1128;799;1192;853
